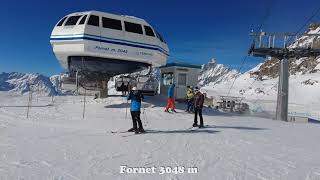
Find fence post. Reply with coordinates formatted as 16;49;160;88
27;89;32;118
51;95;54;104
82;89;86;120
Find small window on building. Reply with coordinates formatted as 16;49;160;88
178;73;187;86
78;15;87;25
64;16;82;26
56;16;67;26
88;15;100;27
124;21;143;34
144;26;155;37
227;101;231;108
102;17;122;30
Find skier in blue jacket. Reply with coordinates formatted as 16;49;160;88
127;87;145;133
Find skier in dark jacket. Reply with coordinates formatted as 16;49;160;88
127;87;145;133
193;87;205;128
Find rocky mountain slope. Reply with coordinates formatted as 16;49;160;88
198;58;240;87
0;72;61;96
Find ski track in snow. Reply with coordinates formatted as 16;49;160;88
0;92;320;180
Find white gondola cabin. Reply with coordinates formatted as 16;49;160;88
50;11;169;80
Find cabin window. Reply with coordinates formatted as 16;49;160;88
88;15;100;27
102;17;122;30
124;21;143;34
144;26;155;37
78;15;87;25
56;16;67;26
65;16;82;26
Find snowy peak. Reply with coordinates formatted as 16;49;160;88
198;59;240;87
291;23;320;49
0;72;60;96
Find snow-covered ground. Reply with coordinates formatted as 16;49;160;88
1;92;320;180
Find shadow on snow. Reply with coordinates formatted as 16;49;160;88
145;129;220;134
207;125;268;131
144;125;267;135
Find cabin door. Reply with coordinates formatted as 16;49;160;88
176;73;187;99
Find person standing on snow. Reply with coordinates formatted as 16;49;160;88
193;87;205;128
165;83;176;112
127;87;145;133
185;86;194;113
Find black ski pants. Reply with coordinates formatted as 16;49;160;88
194;107;203;126
131;111;143;129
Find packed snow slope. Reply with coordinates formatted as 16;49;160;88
0;92;320;180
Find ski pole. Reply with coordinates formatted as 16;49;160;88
141;101;147;127
125;99;128;119
143;105;147;121
142;99;148;122
142;101;145;114
125;85;131;119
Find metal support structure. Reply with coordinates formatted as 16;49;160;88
272;35;275;48
276;58;289;121
249;31;320;121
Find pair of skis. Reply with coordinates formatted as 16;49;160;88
108;125;210;137
108;130;146;137
164;110;178;114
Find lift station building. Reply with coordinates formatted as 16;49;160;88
159;62;201;100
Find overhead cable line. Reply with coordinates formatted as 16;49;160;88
226;1;274;97
226;55;248;97
287;6;320;44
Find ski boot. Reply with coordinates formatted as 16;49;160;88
128;127;137;132
171;109;177;113
135;128;145;134
198;124;204;128
164;109;170;113
192;123;198;127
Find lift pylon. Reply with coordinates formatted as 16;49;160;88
249;32;320;121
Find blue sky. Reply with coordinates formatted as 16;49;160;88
0;0;320;75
